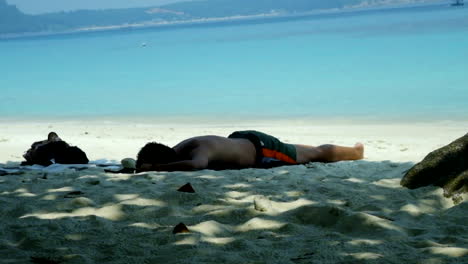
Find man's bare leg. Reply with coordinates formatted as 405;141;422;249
295;143;364;163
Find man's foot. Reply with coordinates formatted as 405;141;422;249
354;143;364;160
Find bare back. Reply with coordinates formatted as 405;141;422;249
173;136;256;169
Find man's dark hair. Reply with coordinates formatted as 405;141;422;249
136;142;179;168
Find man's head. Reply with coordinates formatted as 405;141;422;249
136;142;179;170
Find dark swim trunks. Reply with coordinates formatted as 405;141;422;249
228;130;297;168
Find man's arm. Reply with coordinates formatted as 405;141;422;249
139;157;209;172
154;158;208;171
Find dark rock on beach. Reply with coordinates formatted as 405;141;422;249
64;191;85;198
401;133;468;201
173;223;190;234
30;256;63;264
177;183;196;193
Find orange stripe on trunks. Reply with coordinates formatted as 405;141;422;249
262;148;297;164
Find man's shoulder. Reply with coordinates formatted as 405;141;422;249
187;135;228;143
175;135;225;151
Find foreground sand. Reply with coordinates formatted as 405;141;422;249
1;119;467;263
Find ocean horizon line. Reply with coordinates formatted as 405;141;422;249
1;112;467;125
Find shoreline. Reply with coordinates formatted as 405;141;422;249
1;113;467;125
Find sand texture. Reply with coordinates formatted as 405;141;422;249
0;119;467;264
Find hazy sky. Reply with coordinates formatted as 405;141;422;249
6;0;192;14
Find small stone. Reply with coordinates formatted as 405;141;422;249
71;197;95;207
254;196;272;212
177;183;195;193
86;180;100;185
121;158;136;169
173;223;190;234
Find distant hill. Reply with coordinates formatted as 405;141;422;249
0;0;42;33
0;0;445;36
164;0;355;17
0;0;173;34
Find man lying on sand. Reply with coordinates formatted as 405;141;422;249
136;130;363;172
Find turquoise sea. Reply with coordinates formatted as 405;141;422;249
1;4;467;120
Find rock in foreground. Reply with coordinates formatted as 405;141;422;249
401;133;468;200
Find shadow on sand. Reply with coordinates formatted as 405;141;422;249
0;160;467;263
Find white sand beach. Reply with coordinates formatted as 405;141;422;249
0;119;467;264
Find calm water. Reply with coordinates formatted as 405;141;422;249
1;4;468;120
